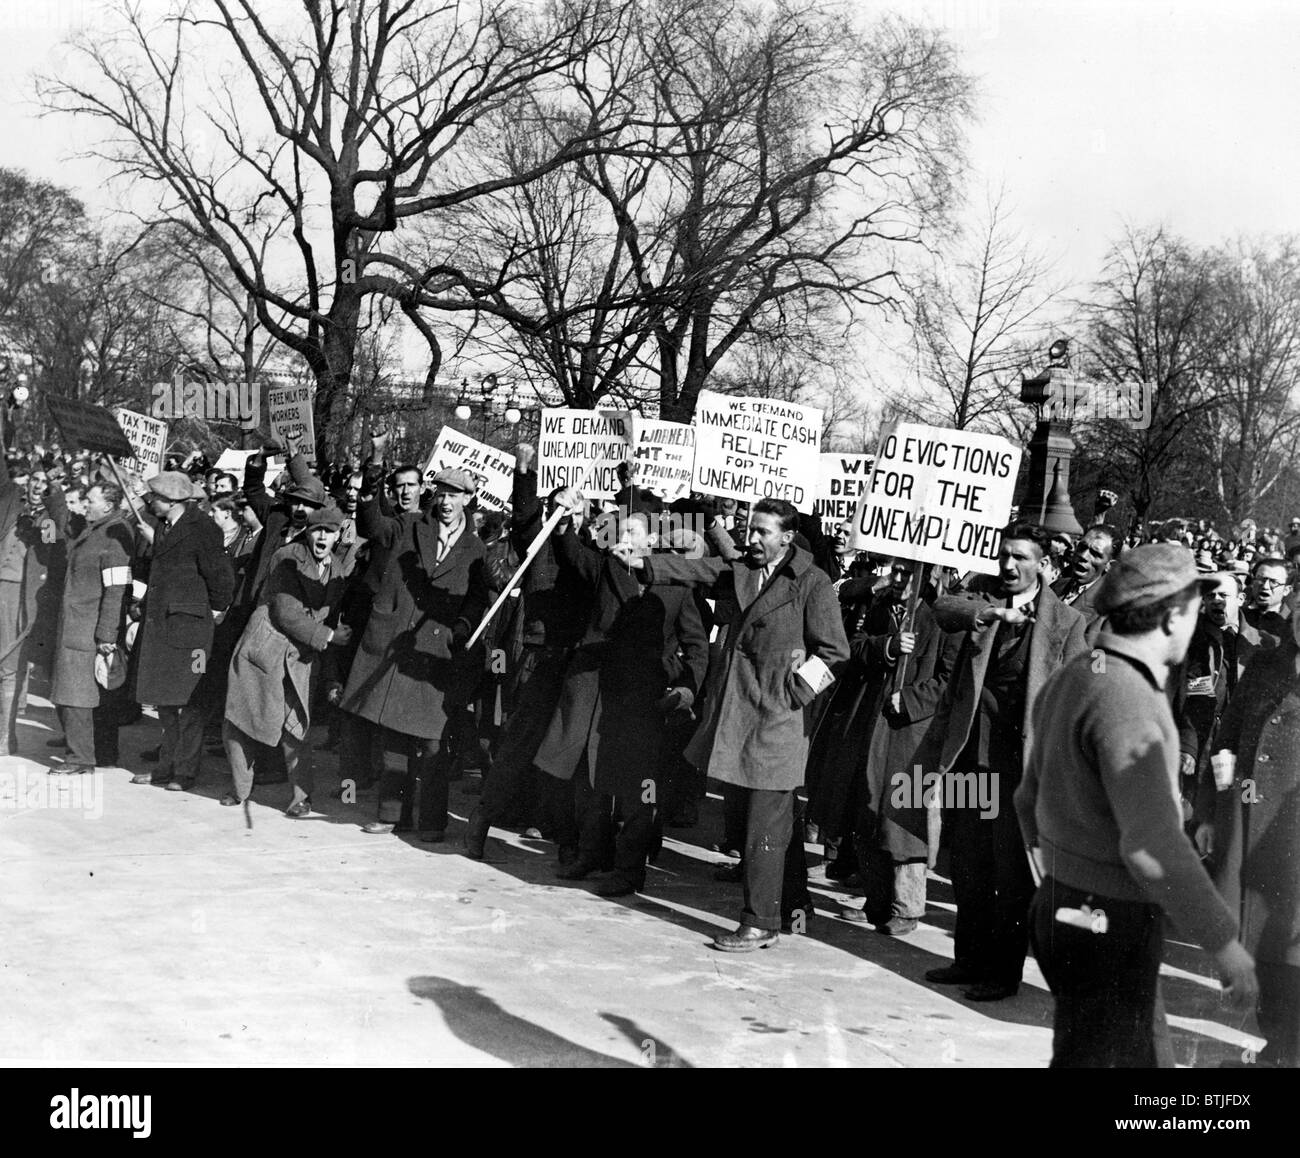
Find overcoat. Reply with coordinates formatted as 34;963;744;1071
642;545;850;790
808;599;959;856
339;504;489;741
225;541;350;746
534;530;708;798
135;505;235;707
1211;639;1300;965
50;511;133;709
0;474;58;672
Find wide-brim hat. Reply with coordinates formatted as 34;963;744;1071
284;478;328;507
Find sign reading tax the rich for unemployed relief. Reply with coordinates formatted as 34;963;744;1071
112;407;168;495
537;409;634;498
851;422;1021;575
692;390;822;514
423;427;516;512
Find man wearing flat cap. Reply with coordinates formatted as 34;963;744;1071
1017;543;1257;1066
340;465;489;838
222;505;353;815
132;471;235;791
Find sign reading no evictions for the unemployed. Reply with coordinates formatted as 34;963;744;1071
537;408;635;498
851;422;1022;575
691;390;822;514
423;426;516;512
266;382;315;457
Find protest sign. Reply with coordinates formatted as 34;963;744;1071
112;407;168;495
422;427;516;512
815;453;874;535
266;382;315;457
44;395;136;459
850;422;1022;575
537;409;634;498
691;390;822;514
212;447;283;487
629;418;696;502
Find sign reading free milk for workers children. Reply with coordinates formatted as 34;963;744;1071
851;422;1022;576
691;390;822;515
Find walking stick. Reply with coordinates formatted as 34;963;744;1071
101;455;147;524
465;502;568;650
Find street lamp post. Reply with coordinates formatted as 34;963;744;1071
1019;339;1084;536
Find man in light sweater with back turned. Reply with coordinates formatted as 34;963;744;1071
1016;542;1258;1067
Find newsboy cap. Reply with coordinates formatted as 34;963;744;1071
305;504;345;529
1095;543;1216;615
146;471;198;502
432;467;477;494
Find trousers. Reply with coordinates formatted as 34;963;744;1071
157;703;205;785
1258;962;1300;1068
737;788;812;932
1030;876;1164;1067
947;774;1035;985
224;720;313;805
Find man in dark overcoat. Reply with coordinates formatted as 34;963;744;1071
836;559;960;934
533;502;708;896
628;498;850;951
223;506;352;814
1203;609;1300;1067
341;468;489;838
48;480;134;772
916;521;1087;1001
131;472;235;791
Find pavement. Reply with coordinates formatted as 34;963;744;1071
0;695;1266;1068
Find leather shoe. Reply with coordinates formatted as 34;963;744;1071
556;859;604;881
711;925;779;952
285;800;312;818
838;904;873;924
130;774;153;785
925;964;982;985
362;821;395;835
165;780;193;792
219;793;242;807
713;861;744;883
964;982;1019;1002
881;917;919;937
596;876;641;898
463;809;489;859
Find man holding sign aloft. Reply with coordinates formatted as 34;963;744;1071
623;498;849;951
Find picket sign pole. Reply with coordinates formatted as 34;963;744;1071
102;455;146;524
892;561;931;693
464;501;567;651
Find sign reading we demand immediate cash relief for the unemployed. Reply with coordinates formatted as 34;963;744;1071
851;422;1021;575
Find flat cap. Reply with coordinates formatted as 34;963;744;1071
432;467;476;494
1095;543;1215;615
305;504;345;529
146;471;197;502
284;477;328;507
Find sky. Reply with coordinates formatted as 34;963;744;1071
1;0;1298;359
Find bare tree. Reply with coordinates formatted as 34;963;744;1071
40;0;637;457
0;168;85;325
898;190;1061;435
425;0;973;417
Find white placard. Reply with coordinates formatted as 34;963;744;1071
112;407;168;495
212;447;283;488
691;390;822;514
629;418;696;502
266;382;315;457
815;453;874;535
423;427;516;512
850;422;1022;575
537;408;634;499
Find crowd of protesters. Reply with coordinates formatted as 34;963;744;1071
1;427;1296;1070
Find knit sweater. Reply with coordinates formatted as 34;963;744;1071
1015;632;1238;952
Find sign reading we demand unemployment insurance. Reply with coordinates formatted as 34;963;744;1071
692;391;822;514
851;422;1021;575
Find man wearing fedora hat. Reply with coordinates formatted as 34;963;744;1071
47;479;134;773
1017;543;1258;1066
340;466;489;838
132;471;235;791
222;505;353;815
